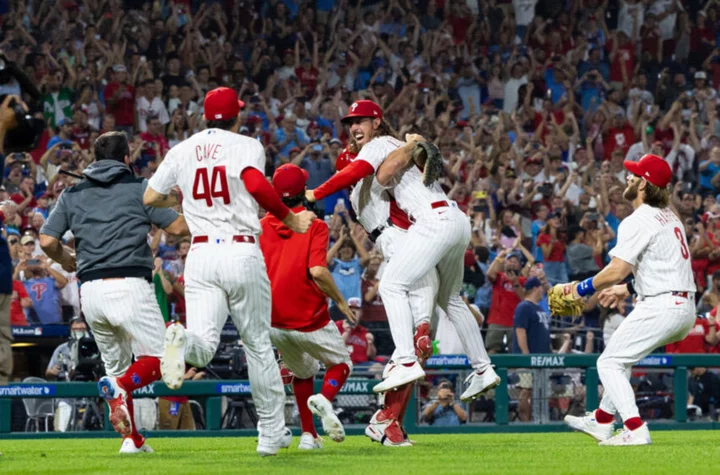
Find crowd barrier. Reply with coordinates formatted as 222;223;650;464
2;354;719;438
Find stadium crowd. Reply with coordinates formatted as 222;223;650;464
2;0;720;385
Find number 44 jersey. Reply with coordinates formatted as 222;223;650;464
608;204;696;299
148;128;265;237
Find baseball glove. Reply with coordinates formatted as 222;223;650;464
548;282;585;317
412;141;443;186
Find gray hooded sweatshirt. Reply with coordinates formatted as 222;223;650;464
40;160;178;283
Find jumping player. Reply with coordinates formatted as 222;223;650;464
307;100;498;396
562;154;696;445
260;163;353;450
143;87;316;456
336;145;437;446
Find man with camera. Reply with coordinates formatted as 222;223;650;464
45;317;90;432
422;379;468;426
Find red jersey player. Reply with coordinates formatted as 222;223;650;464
260;164;354;450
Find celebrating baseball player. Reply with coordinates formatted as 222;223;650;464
39;131;190;454
143;87;316;456
335;144;437;446
555;154;696;446
259;163;354;450
307;101;499;443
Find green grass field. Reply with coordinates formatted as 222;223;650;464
1;432;719;474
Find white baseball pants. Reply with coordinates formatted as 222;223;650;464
270;322;352;380
183;241;286;443
597;292;695;422
378;208;491;368
80;278;165;377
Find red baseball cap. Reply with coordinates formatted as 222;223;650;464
335;148;357;172
623;154;672;188
204;87;244;121
342;100;383;123
272;164;309;198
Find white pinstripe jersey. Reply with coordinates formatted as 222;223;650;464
148;129;265;237
357;136;448;219
608;204;696;298
350;176;390;233
357;135;448;219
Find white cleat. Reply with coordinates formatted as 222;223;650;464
161;323;186;390
257;428;293;457
298;432;323;450
308;394;345;442
365;411;388;444
373;362;425;394
460;367;501;402
598;423;652;446
564;412;615;442
119;438;154;454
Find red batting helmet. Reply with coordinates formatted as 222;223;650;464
335;147;357;172
341;100;383;123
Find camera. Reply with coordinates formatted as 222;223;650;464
538;183;553;197
0;54;44;152
69;334;105;382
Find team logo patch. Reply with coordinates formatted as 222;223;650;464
131;373;141;386
328;379;338;387
351;103;358;112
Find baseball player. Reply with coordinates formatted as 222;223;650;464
312;106;498;442
561;154;696;446
260;163;353;450
143;87;315;457
38;131;190;454
335;146;436;446
307;101;498;396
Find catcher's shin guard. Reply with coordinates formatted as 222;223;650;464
414;322;433;360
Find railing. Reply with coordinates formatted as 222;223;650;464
2;354;719;437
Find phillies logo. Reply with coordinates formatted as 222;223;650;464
351;102;358;112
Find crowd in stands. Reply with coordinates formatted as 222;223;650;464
3;0;720;361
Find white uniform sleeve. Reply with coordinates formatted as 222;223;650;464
148;149;178;195
355;139;389;171
240;140;266;174
608;217;651;266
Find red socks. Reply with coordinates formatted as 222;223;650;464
123;393;144;447
624;417;643;431
320;363;350;401
116;357;161;448
594;409;615;424
118;357;162;392
292;377;317;437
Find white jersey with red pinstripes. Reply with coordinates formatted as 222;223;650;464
608;204;696;298
148;128;265;237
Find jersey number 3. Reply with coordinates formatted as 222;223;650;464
674;226;689;260
193;166;230;207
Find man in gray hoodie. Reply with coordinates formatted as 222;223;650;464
39;131;189;454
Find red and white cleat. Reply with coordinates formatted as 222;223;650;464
98;376;132;437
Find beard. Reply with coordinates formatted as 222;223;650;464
623;180;639;201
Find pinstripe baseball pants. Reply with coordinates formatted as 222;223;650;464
379;207;473;363
182;242;286;443
597;293;695;421
270;322;352;380
80;278;165;377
